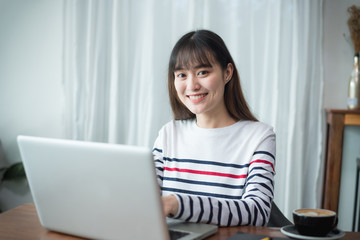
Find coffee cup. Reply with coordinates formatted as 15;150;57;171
293;209;337;237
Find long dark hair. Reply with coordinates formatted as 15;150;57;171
168;29;257;122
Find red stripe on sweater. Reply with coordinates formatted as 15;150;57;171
163;167;247;179
250;159;275;172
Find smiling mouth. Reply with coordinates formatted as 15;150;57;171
188;94;207;100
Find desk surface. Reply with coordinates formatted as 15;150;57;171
0;204;359;240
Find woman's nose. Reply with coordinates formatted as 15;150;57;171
187;74;200;91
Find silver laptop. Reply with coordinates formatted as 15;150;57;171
17;135;217;240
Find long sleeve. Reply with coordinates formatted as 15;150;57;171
153;147;164;188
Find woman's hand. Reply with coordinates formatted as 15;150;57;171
161;195;179;217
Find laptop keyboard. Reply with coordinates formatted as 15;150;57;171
169;229;190;240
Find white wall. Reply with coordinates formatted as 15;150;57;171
323;0;360;109
0;0;64;211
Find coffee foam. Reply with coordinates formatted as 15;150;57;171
295;209;335;217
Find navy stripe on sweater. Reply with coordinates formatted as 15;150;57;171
245;182;274;196
217;201;222;226
207;198;213;224
253;198;266;226
243;201;251;225
162;187;241;200
226;201;233;227
243;194;271;208
197;197;204;223
249;167;275;176
234;201;242;226
247;174;274;186
253;151;275;161
163;177;244;189
185;196;193;221
152;148;163;153
163;157;249;169
177;195;184;218
154;159;164;164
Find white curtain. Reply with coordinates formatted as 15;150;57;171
63;0;324;218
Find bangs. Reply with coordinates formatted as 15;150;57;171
172;42;215;71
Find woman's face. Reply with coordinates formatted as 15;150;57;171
173;60;233;118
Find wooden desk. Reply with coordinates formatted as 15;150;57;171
322;109;360;212
1;204;360;240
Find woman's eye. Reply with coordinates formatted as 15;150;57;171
177;73;186;78
198;71;208;76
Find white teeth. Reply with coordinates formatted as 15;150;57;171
189;94;206;100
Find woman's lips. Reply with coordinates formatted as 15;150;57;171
187;93;207;103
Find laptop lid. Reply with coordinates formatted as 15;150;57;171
17;135;217;240
17;135;169;240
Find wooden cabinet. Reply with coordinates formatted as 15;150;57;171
322;109;360;212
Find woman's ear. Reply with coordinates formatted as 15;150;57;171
224;63;234;83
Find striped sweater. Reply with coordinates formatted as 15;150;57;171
152;119;275;226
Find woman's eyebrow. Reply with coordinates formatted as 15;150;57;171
174;66;185;72
174;63;213;72
193;63;212;69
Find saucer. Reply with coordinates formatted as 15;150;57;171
280;225;345;240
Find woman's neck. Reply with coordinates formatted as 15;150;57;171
195;112;237;129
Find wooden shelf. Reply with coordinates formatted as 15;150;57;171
322;109;360;212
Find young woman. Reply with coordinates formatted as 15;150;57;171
153;30;275;227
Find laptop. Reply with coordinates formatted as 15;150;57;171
17;135;218;240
